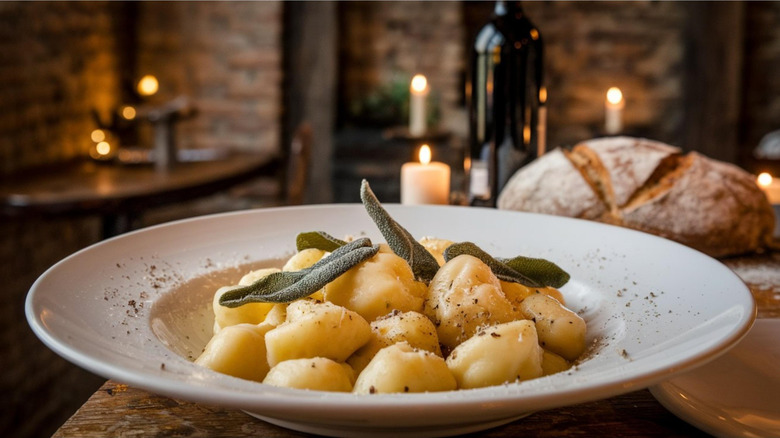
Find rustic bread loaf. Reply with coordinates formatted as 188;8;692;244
497;136;776;257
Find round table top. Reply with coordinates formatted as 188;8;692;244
0;150;278;217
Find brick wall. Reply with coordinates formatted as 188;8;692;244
339;1;467;134
135;1;283;154
339;1;687;150
0;1;128;175
0;3;283;438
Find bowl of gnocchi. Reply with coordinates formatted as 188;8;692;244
26;183;755;437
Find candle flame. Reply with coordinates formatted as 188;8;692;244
411;74;428;94
137;75;159;96
539;86;547;104
606;87;623;105
757;172;773;187
419;144;432;165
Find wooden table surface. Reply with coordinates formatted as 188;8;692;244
0;151;277;236
53;251;780;438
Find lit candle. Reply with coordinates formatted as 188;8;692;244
605;87;624;135
401;144;451;205
537;86;547;157
757;172;780;204
409;74;429;137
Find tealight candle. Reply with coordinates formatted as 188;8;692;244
409;74;429;137
401;144;450;205
605;87;624;135
757;172;780;204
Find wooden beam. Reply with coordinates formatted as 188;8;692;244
283;2;337;204
681;2;745;163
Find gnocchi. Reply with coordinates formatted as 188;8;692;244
195;322;274;382
212;267;280;333
195;231;586;394
323;251;428;322
265;300;371;367
353;342;456;394
519;293;586;361
264;357;355;392
446;320;544;389
424;254;517;349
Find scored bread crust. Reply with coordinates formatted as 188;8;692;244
497;137;776;257
497;148;607;220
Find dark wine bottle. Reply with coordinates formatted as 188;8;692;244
467;1;545;207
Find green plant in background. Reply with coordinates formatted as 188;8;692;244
349;74;440;128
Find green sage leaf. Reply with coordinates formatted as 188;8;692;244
296;231;347;252
219;237;379;306
443;242;543;287
360;180;440;283
499;255;570;289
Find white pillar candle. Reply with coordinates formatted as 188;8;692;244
409;74;429;137
401;144;451;205
605;87;624;135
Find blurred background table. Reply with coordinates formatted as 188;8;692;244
51;249;779;438
0;151;277;238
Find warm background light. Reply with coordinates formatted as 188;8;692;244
137;74;159;96
90;129;105;143
757;172;773;187
411;74;428;94
121;105;137;120
539;86;547;104
418;144;431;164
95;141;111;156
606;87;623;105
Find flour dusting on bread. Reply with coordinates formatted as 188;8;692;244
497;137;776;257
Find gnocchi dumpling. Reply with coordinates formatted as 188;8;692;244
347;310;442;373
265;300;371;367
501;281;565;307
541;349;572;376
282;249;327;301
424;254;517;349
263;357;355;392
353;342;456;394
520;293;586;361
213;268;280;333
445;320;543;389
418;236;454;266
195;322;274;382
323;252;428;322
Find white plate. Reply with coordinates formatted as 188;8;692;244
651;319;780;437
26;205;755;437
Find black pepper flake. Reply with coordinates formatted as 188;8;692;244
369;386;376;394
490;332;501;338
404;386;409;392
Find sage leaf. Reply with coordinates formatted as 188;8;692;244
499;255;570;289
360;180;440;283
219;237;379;306
296;231;346;252
444;242;568;288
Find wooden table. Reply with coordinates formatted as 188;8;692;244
0;151;278;237
53;251;779;437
